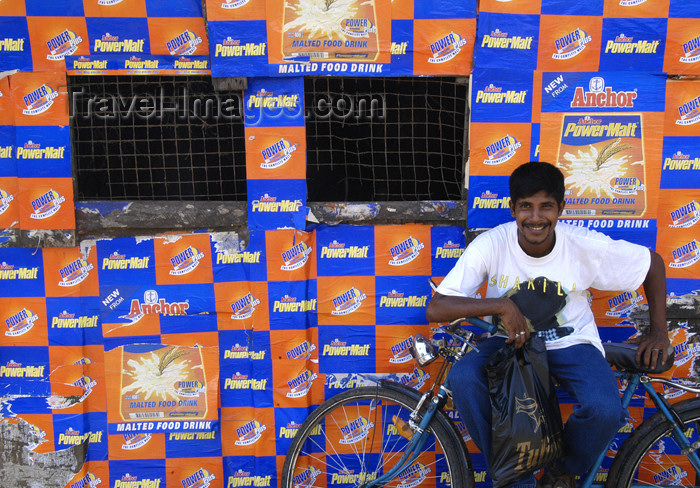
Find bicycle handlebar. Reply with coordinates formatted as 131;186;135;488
448;316;498;335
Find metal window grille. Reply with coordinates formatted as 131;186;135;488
69;75;247;201
305;76;469;201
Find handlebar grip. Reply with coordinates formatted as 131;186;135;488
447;317;498;334
465;317;498;334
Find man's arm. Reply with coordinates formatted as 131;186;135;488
426;292;531;348
632;249;670;368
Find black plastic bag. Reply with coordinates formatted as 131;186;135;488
485;337;564;488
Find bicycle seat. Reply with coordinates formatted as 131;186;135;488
603;342;675;374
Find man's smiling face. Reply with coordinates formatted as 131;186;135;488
510;190;565;257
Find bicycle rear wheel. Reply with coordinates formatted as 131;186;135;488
606;398;700;487
281;384;474;488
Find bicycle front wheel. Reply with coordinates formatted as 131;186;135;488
281;384;474;488
606;398;700;487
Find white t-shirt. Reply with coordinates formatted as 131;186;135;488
436;221;651;353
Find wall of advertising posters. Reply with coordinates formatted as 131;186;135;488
0;1;699;488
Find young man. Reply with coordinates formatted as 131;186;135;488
426;162;670;488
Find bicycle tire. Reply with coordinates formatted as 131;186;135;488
281;385;475;488
606;398;700;487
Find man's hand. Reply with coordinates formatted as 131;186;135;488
498;297;530;348
626;330;671;369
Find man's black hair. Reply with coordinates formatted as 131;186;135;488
509;161;565;205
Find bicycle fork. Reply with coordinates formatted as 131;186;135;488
364;386;450;488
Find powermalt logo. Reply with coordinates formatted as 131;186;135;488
216;37;266;57
379;289;428;308
174;56;209;71
331;470;377;486
472;190;510;209
57;428;103;446
216;250;261;264
116;474;161;488
320;240;370;258
224;343;266;360
120;289;189;324
235;419;267;446
287;368;318;398
175;379;205;398
0;37;25;52
170;246;205;275
22;84;59;115
663;151;700;171
435;240;464;259
121;432;151;450
397;462;430;488
46;29;83;61
670;201;700;228
570;77;637;108
30;189;66;219
552;28;592;60
5;308;38;337
670;239;700;268
389;236;425;266
389;336;414;364
401;367;430;390
606;291;644;317
286;340;316;359
251;194;303;213
59;258;94;287
339;416;373;444
93;33;145;53
221;0;250;8
273;294;317;313
604;34;659;54
228;470;272;488
124;56;159;70
323;338;371;356
17;140;66;160
182;467;215;488
0;262;39;280
167;30;203;56
340;18;376;38
70;472;101;488
331;287;367;315
102;251;150;270
0;360;45;378
610;177;644;195
281;242;312;271
676;95;700;126
248;90;298;109
484;134;522;165
292;466;322;488
224;372;267;390
562;115;638;138
429;31;467;63
480;28;533;50
680;35;700;64
230;292;261;319
475;84;527;104
261;138;297;169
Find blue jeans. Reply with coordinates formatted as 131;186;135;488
447;337;625;488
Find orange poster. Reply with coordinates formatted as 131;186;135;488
664;79;700;137
154;233;214;285
413;19;475;76
10;72;69;127
664;18;700;75
147;17;210;56
537;16;602;72
26;17;90;73
245;126;306;180
206;0;266;21
469;122;532;176
42;246;99;298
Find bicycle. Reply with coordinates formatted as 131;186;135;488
281;315;700;488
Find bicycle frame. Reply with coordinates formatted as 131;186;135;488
581;372;700;488
367;321;700;488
